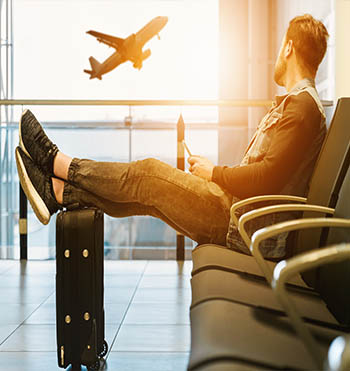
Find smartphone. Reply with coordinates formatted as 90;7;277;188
182;140;192;157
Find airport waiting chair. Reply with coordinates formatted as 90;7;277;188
188;162;350;369
189;221;350;369
189;362;267;371
190;162;350;330
271;243;350;369
191;98;350;286
268;170;350;368
188;297;342;370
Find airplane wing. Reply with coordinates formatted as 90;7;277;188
87;30;124;49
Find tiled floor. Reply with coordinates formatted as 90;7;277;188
0;259;191;370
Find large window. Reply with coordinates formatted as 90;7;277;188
0;0;219;259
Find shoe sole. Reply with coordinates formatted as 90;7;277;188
15;147;50;225
19;109;33;160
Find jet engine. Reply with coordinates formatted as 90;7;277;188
133;49;151;70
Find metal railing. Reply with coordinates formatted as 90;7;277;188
0;99;273;106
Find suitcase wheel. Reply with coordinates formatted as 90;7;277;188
98;340;108;358
87;358;102;371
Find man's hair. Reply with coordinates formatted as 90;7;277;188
286;14;329;75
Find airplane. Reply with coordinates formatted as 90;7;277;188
84;16;168;80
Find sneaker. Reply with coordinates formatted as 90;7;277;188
15;146;61;225
19;109;59;175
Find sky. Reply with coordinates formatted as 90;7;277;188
14;0;218;102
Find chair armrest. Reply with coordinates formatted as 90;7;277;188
272;243;350;369
273;243;350;285
326;334;350;371
238;204;335;248
250;218;350;284
230;195;307;226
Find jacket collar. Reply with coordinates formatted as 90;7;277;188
275;78;315;106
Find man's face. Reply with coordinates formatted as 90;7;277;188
274;35;287;87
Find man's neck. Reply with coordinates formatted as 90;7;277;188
278;50;317;92
284;69;314;92
285;75;304;92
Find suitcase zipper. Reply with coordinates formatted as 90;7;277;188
60;345;65;366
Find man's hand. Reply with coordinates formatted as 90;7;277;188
188;155;214;181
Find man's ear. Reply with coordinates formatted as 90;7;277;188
284;40;293;58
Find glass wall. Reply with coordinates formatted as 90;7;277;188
0;0;220;259
0;0;15;257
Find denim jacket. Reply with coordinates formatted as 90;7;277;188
226;79;327;259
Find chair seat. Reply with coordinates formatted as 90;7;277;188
191;359;269;371
191;244;308;288
188;299;342;370
191;269;337;324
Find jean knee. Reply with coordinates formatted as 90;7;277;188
136;158;166;176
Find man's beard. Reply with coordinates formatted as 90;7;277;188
274;56;286;87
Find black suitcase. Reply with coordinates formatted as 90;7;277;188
56;208;108;370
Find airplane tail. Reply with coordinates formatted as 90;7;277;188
84;56;102;80
89;56;101;72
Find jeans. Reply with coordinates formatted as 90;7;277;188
62;158;233;245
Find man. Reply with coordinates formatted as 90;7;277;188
16;14;329;259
